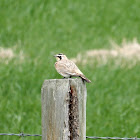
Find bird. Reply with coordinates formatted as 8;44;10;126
54;53;91;83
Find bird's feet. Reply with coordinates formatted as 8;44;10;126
62;76;72;79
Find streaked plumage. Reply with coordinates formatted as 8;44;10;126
54;53;91;83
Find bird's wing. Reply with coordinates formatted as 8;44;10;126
56;60;83;76
68;60;83;75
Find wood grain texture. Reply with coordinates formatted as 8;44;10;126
41;78;87;140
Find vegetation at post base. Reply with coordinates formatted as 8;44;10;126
0;0;140;139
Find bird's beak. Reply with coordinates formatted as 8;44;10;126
54;55;57;57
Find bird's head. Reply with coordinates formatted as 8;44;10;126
54;53;68;61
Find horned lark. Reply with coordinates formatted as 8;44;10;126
54;53;91;83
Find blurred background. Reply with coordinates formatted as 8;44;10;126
0;0;140;139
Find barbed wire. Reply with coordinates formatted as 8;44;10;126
0;133;42;137
86;136;140;140
0;133;139;140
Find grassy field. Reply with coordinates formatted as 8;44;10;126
0;0;140;139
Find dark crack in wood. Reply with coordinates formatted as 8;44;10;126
69;85;79;140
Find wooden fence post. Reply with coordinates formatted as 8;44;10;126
41;78;87;140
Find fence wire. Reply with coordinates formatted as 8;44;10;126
86;136;140;140
0;133;42;137
0;133;139;140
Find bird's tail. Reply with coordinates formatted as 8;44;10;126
79;74;91;83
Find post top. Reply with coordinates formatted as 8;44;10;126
42;78;84;89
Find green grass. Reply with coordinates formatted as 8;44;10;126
0;0;140;139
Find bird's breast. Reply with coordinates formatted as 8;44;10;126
55;62;58;68
55;62;61;72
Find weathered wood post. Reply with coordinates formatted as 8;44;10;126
41;78;87;140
